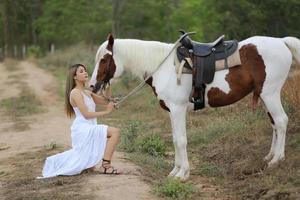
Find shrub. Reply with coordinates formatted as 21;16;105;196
120;120;141;152
136;134;166;156
155;178;194;199
28;45;43;58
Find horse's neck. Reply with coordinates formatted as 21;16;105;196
114;39;173;79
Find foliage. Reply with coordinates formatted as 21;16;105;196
155;178;194;199
43;142;58;150
197;0;300;41
136;134;166;156
27;45;43;58
120;120;141;152
1;0;299;56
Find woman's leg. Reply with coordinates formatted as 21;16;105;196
100;127;122;174
103;126;120;161
85;127;120;173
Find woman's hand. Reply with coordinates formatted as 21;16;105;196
106;102;114;113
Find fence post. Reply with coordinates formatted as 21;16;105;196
22;45;26;59
0;48;3;61
50;43;55;54
14;45;17;58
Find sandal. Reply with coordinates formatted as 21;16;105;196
99;159;122;175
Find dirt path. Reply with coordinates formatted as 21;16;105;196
0;61;158;200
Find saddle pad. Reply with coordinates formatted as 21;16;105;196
215;45;241;71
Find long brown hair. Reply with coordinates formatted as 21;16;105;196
65;64;87;118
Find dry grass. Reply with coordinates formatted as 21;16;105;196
0;86;45;131
283;73;300;117
0;148;94;200
3;59;19;71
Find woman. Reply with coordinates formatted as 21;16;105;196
41;63;121;178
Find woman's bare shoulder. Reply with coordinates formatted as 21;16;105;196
70;88;82;98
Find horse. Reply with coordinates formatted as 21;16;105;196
89;34;300;181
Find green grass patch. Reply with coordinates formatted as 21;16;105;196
43;142;58;150
155;178;194;199
0;87;44;117
129;152;171;173
136;134;166;156
198;162;224;178
119;120;141;153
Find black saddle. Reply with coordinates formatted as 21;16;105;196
181;34;238;61
177;32;238;110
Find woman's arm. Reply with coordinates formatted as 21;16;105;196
90;92;109;105
89;87;111;105
71;89;113;119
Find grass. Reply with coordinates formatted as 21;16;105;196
3;59;19;71
0;86;45;131
155;178;194;199
0;87;44;117
0;148;94;200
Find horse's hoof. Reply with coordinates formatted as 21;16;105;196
267;156;285;167
264;154;273;161
168;166;180;177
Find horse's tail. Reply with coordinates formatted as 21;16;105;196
282;37;300;65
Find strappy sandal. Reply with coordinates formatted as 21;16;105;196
99;159;122;175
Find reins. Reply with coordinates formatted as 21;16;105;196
102;32;196;107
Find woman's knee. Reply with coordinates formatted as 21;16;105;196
108;127;120;138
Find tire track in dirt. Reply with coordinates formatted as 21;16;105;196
0;61;159;200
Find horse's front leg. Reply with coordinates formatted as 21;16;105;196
168;103;189;181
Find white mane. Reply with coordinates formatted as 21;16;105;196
110;39;173;79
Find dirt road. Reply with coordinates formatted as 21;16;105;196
0;61;158;200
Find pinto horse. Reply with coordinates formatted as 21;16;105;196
89;34;300;181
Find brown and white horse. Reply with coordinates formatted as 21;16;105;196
89;34;300;181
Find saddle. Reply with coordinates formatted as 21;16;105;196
177;33;239;110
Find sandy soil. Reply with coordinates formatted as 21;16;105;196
0;61;158;200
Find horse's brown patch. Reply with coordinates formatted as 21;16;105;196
95;35;116;87
145;76;170;112
159;100;170;112
267;112;275;125
96;53;116;82
207;44;266;107
145;77;158;97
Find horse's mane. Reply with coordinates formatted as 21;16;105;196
97;39;173;79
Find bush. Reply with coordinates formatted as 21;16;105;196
28;45;43;58
136;134;166;156
120;120;141;152
155;178;194;199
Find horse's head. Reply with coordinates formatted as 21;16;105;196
89;34;121;93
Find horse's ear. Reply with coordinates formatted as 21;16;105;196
107;33;114;46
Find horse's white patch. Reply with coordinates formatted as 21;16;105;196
204;69;231;106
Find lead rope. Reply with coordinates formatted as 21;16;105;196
102;32;196;107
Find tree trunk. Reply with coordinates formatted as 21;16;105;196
2;0;10;57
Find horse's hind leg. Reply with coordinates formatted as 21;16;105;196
261;92;288;166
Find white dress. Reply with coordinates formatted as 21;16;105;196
41;92;108;178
